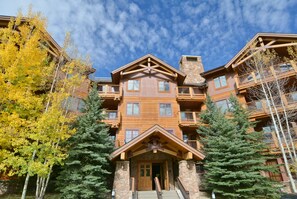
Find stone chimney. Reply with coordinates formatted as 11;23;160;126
179;55;205;84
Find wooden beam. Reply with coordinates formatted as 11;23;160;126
183;152;193;160
261;42;297;49
151;68;176;77
131;149;148;157
162;148;177;156
121;67;147;76
233;40;276;67
120;152;126;160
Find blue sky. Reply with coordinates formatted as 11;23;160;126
0;0;297;77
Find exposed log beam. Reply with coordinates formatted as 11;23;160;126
162;148;177;156
183;152;193;160
255;42;297;50
233;40;276;68
121;67;147;76
151;68;176;77
120;152;126;160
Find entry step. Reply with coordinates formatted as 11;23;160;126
138;191;158;199
162;190;180;199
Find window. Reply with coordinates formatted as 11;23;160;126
215;99;232;113
166;129;174;134
127;103;140;115
159;103;172;116
125;130;139;143
214;75;227;88
63;96;85;112
158;81;170;92
127;80;140;91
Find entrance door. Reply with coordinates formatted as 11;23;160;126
138;162;152;191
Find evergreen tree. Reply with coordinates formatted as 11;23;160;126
198;95;280;199
57;85;114;199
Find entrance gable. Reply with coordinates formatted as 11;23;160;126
110;124;205;161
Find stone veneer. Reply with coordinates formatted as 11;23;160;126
179;56;205;85
113;161;130;199
179;160;200;199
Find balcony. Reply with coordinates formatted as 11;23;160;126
103;110;121;128
98;84;122;100
246;91;297;118
235;61;297;91
184;140;202;151
178;111;201;127
176;86;205;102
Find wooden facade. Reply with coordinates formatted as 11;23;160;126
97;34;297;195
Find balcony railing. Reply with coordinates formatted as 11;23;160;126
103;110;121;128
246;91;297;117
184;140;202;151
236;61;297;90
98;84;122;100
178;111;201;126
176;86;205;101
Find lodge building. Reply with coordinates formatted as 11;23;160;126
96;33;297;198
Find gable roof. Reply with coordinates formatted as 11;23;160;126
224;33;297;69
111;54;186;84
110;124;205;161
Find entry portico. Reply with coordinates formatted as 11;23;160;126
110;125;205;199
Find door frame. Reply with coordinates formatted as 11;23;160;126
137;160;169;191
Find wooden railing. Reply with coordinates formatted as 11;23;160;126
178;111;201;126
236;61;297;89
98;84;122;99
184;140;202;150
130;177;137;199
176;177;189;199
176;86;205;101
246;91;297;117
103;110;121;128
154;177;162;199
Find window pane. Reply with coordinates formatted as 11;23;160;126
160;103;171;116
125;131;132;143
220;76;227;87
127;103;133;115
133;103;139;115
159;82;165;91
216;100;228;112
214;78;220;88
128;80;134;90
134;80;139;90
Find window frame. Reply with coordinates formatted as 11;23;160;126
159;103;172;117
213;75;228;89
158;80;170;92
215;99;232;113
126;102;140;116
127;79;140;92
125;129;139;143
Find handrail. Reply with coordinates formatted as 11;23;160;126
130;177;137;199
176;177;189;199
154;177;162;199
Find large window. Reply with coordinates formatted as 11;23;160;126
215;99;232;113
127;80;140;91
159;103;172;116
214;75;227;88
125;129;139;143
158;81;170;92
127;103;140;115
63;96;85;112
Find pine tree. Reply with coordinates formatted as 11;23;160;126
57;85;114;199
198;95;280;199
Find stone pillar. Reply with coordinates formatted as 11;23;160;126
179;160;200;199
113;161;130;199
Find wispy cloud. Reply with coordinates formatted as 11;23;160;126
0;0;296;76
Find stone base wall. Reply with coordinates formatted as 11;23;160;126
113;161;130;199
179;160;200;199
